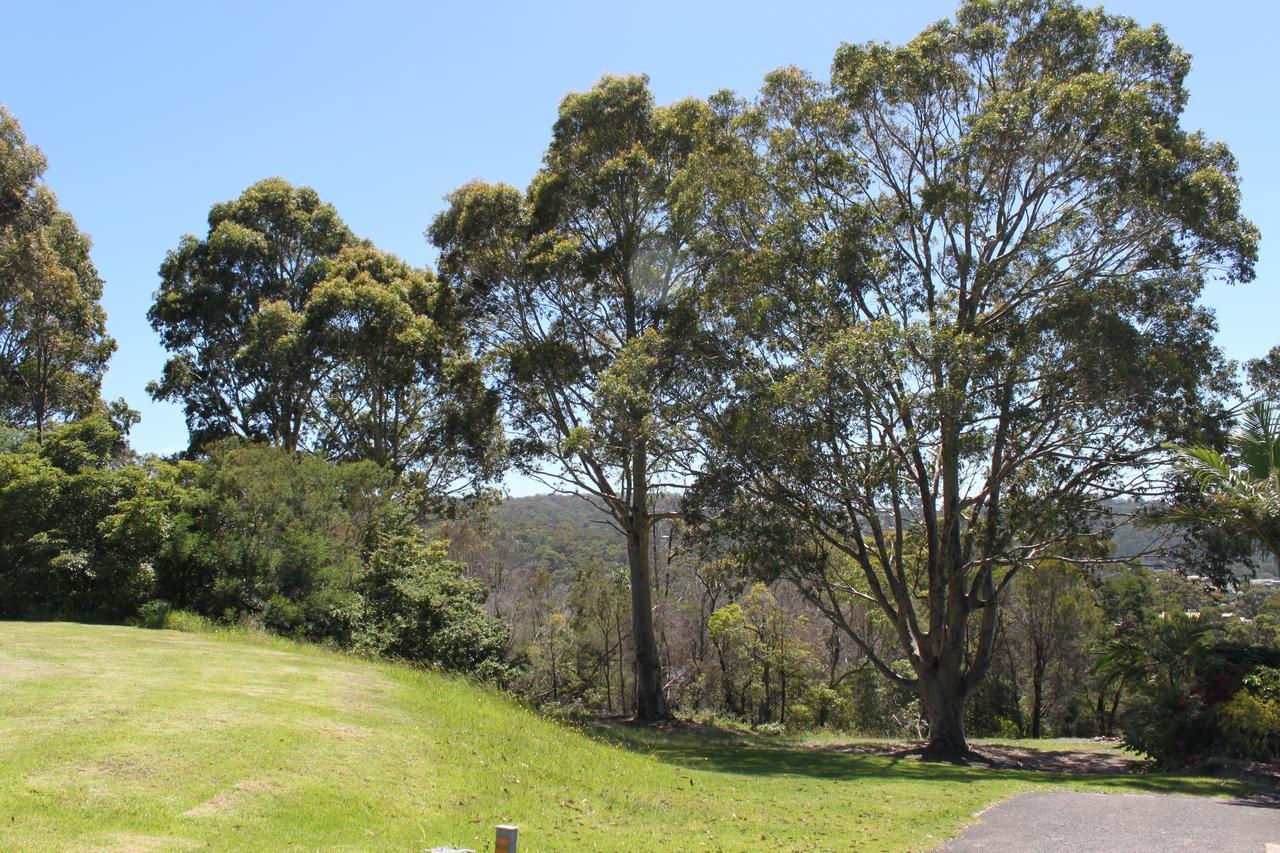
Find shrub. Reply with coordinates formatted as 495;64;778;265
162;610;219;634
347;524;511;682
0;415;177;619
132;599;173;628
1107;616;1280;765
1217;667;1280;762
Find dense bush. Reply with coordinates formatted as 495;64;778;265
1106;616;1280;765
147;442;511;679
346;523;512;682
1217;667;1280;762
152;441;387;640
0;414;178;619
0;426;511;681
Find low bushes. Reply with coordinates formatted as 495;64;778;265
1105;615;1280;766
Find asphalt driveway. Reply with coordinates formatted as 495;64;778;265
939;791;1279;852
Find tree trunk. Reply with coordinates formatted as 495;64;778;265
918;663;970;761
617;616;627;716
626;511;669;721
1031;657;1045;739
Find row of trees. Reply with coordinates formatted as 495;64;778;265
2;0;1274;762
449;495;1278;753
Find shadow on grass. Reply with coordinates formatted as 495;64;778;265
584;721;1261;799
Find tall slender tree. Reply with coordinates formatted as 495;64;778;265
430;76;711;719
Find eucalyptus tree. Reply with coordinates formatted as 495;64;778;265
0;107;114;441
430;76;711;719
148;178;354;451
691;0;1256;758
304;244;502;497
0;106;45;229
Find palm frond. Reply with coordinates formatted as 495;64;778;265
1236;401;1280;481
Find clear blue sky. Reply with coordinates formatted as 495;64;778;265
3;1;1276;471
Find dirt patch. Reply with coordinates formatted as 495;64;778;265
183;779;283;818
962;744;1143;773
817;740;1143;773
87;755;161;780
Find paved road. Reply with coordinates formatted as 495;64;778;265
939;791;1280;852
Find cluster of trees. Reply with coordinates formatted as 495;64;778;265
431;0;1263;759
447;495;1279;753
3;0;1278;763
148;178;501;498
0;107;511;679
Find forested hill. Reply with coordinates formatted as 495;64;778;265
487;493;624;575
1105;500;1278;579
470;495;1278;583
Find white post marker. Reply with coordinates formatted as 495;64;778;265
495;825;518;853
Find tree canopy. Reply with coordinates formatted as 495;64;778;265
148;178;354;451
0;107;114;441
149;179;501;501
430;75;715;719
687;0;1257;758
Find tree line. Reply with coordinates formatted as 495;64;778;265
2;0;1277;763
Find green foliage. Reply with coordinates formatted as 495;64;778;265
708;583;820;727
1163;401;1280;572
1102;614;1280;765
0;107;114;440
0;414;176;618
304;243;502;497
152;441;387;639
148;178;353;451
845;661;924;737
347;522;511;681
1217;666;1280;762
137;441;510;678
148;181;500;496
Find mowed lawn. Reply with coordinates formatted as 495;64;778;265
0;623;1250;851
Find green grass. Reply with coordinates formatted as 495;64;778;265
0;622;1251;851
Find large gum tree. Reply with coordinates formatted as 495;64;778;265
691;0;1256;759
148;178;354;452
430;76;711;720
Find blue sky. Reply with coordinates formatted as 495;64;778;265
3;1;1276;474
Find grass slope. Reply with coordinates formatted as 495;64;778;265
0;623;1249;851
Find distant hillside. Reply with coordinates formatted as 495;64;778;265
1105;500;1278;579
488;493;624;575
472;494;1278;581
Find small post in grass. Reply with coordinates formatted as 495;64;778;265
495;824;518;853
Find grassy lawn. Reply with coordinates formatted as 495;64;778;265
0;622;1251;851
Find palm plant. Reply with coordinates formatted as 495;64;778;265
1169;401;1280;562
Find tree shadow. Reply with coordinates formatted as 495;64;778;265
584;720;1264;799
